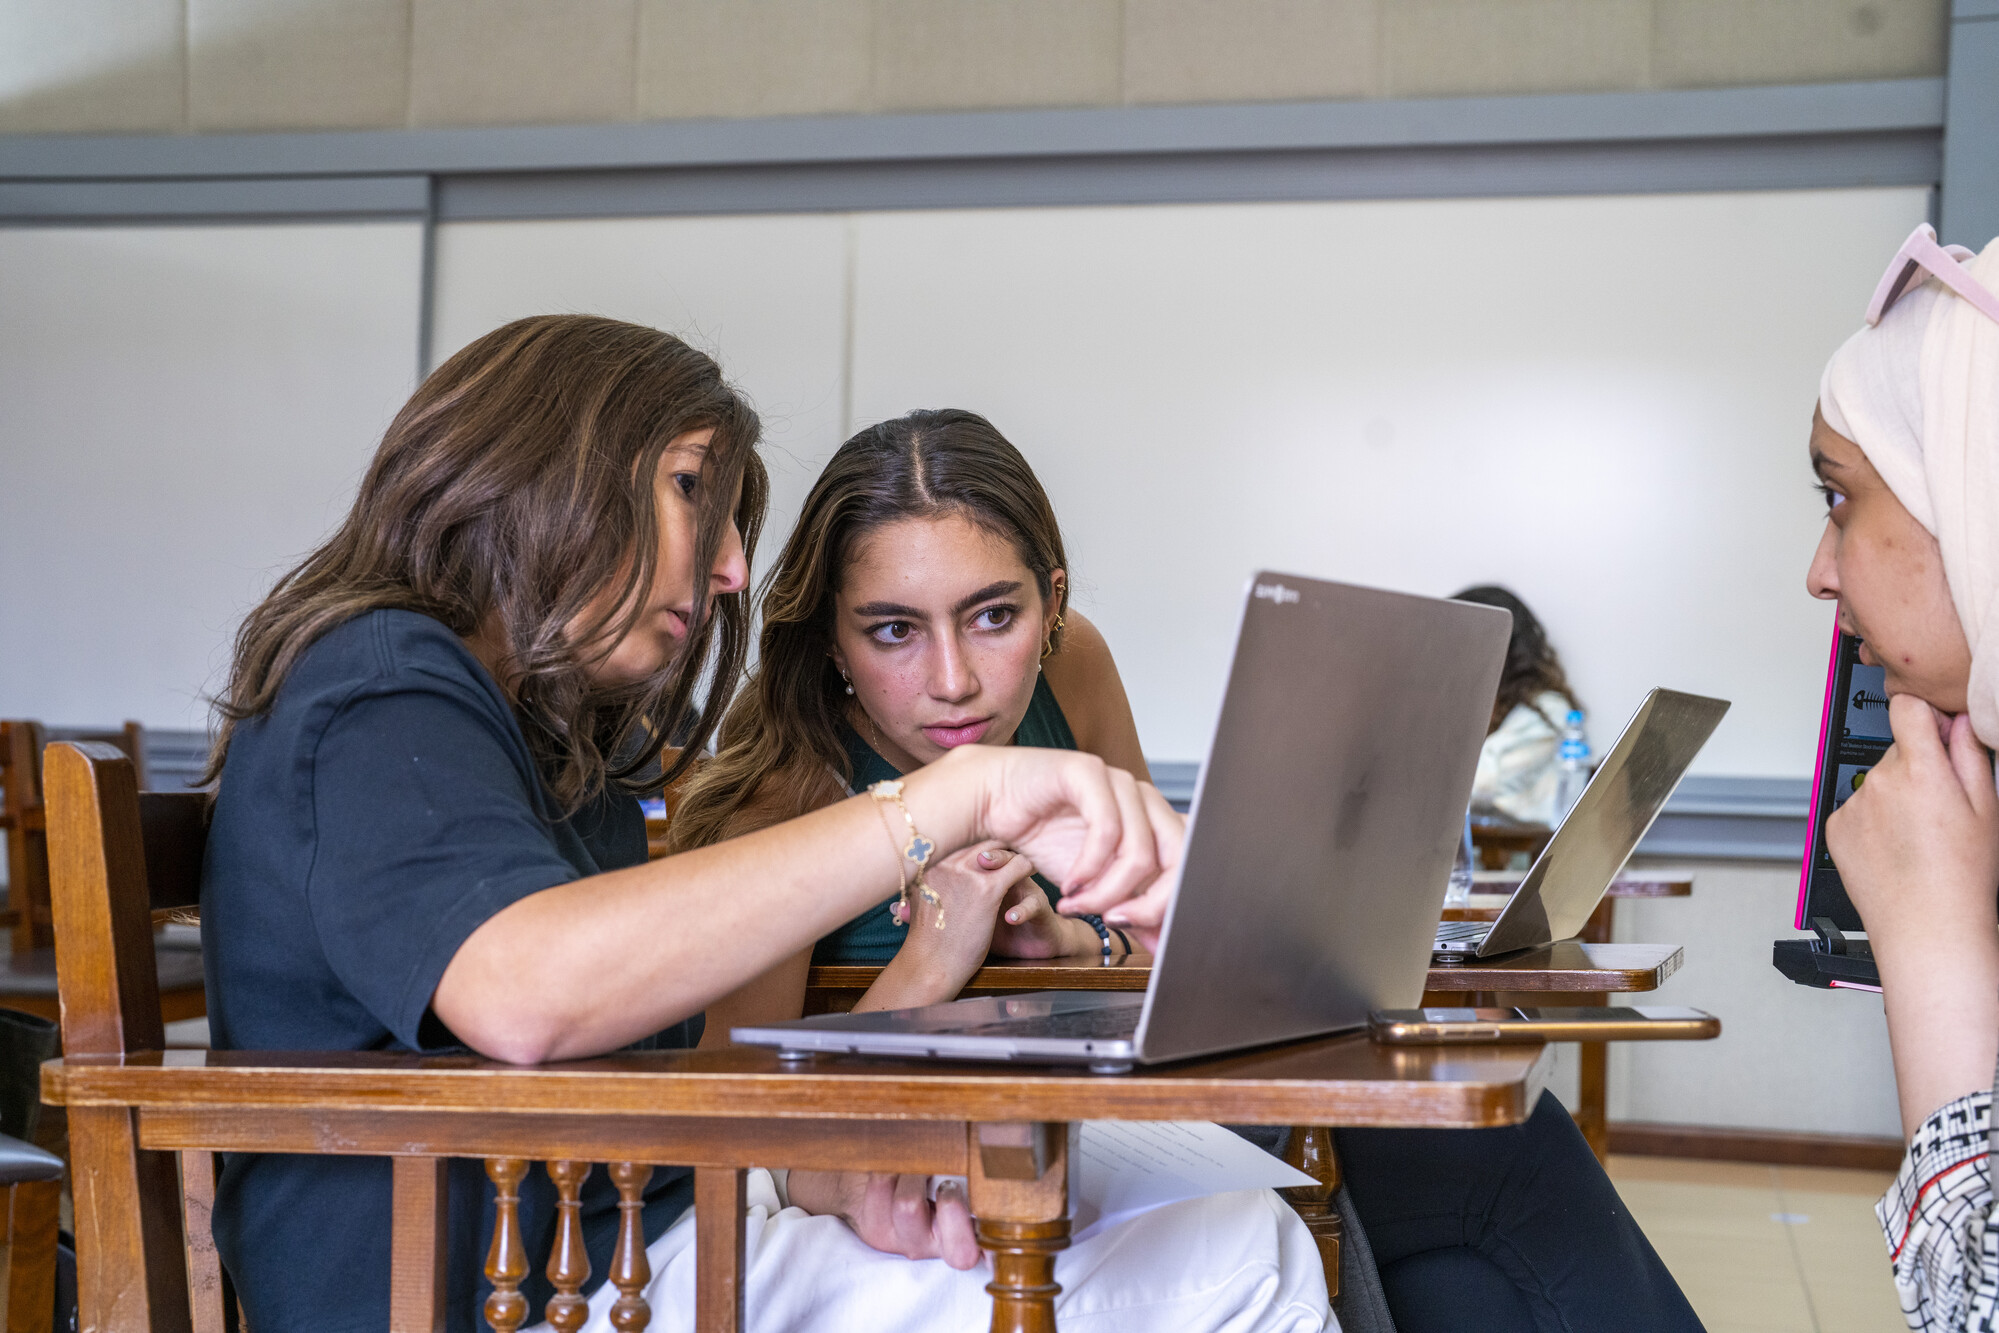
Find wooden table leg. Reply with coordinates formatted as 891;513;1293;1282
1573;898;1617;1162
179;1151;226;1333
390;1157;449;1333
1575;993;1611;1163
969;1122;1069;1333
695;1167;746;1333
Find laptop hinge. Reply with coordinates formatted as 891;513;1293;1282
1810;916;1851;956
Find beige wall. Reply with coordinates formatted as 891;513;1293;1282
0;0;1949;136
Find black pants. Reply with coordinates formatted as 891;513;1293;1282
1335;1092;1706;1333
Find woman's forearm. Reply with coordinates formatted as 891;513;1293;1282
853;948;970;1012
435;760;978;1063
1877;930;1999;1140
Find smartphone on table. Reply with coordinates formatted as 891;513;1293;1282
1368;1006;1721;1044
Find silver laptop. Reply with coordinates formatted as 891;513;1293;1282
1431;687;1729;963
731;572;1510;1071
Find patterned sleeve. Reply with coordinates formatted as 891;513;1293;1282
1879;1089;1999;1330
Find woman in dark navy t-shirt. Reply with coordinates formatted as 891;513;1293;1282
199;317;1183;1331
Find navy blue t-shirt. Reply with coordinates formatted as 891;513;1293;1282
202;609;700;1332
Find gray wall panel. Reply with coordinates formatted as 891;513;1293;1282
1942;9;1999;244
0;175;428;225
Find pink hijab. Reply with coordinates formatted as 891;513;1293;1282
1819;239;1999;745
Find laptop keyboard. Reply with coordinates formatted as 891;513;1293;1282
957;1005;1142;1041
1434;920;1491;946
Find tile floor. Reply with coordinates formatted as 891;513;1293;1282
1607;1155;1903;1333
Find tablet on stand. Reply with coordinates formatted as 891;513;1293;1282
1772;622;1890;990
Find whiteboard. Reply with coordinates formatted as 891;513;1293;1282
0;223;422;731
846;189;1929;775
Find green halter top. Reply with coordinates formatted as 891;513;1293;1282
813;674;1078;965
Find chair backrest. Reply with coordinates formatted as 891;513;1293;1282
645;748;704;860
43;741;207;1333
2;720;150;955
43;741;203;1058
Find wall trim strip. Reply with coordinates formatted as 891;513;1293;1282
0;175;430;226
434;132;1940;221
0;79;1944;182
1608;1121;1903;1170
0;80;1946;222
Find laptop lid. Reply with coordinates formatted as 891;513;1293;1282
1133;573;1511;1064
1475;687;1730;958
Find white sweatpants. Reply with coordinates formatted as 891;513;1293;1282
535;1169;1334;1333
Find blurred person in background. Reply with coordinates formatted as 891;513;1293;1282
1453;585;1583;827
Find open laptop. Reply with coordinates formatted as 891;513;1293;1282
731;571;1511;1072
1432;687;1729;963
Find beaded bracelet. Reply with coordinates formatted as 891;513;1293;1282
1084;915;1120;963
868;779;943;929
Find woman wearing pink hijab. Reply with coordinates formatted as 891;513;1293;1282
1807;222;1999;1330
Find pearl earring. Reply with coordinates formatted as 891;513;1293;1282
841;669;854;696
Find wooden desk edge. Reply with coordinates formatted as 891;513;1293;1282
44;1043;1555;1132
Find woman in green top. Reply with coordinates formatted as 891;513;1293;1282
673;407;1149;1001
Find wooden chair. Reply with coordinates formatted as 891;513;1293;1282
0;721;201;1026
1;723;174;1333
42;743;223;1331
0;1132;67;1333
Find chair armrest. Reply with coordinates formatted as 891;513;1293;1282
0;1132;63;1184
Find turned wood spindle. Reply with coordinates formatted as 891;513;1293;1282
608;1161;655;1333
483;1158;531;1333
1279;1125;1343;1299
979;1217;1070;1333
545;1160;593;1333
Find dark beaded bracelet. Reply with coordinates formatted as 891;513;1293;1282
1083;914;1114;963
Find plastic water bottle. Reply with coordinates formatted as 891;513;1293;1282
1554;710;1590;822
1443;809;1475;909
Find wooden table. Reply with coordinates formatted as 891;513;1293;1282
1421;940;1680;996
44;1038;1553;1332
1448;877;1695;1159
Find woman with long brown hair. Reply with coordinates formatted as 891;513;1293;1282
671;409;1702;1333
197;321;1179;1332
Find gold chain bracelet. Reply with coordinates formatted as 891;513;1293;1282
869;779;943;929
